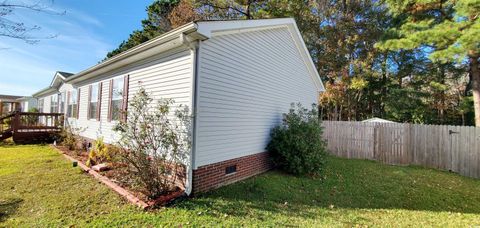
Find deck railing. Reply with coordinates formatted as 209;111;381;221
0;112;15;134
16;112;64;132
1;111;64;133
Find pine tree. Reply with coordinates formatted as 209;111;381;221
377;0;480;126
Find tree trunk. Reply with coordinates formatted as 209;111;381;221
381;52;388;117
470;56;480;126
245;0;252;19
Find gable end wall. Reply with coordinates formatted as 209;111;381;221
194;26;319;169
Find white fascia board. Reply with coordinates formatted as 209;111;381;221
196;18;296;37
66;22;199;85
49;72;66;88
197;18;325;92
285;20;325;92
32;87;57;98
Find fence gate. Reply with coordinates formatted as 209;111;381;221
374;123;410;165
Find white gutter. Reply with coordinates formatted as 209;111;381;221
66;22;198;85
32;87;57;98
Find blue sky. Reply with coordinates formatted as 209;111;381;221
0;0;153;96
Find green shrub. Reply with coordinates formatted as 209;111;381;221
86;137;115;166
58;126;79;151
113;87;191;199
267;103;327;176
28;107;39;113
86;149;97;167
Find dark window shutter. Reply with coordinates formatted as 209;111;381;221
76;88;81;119
122;75;129;122
107;79;113;122
97;82;102;121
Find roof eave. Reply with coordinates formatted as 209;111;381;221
66;22;200;84
32;87;56;97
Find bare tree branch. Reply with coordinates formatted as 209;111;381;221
0;0;64;44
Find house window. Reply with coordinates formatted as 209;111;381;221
88;84;99;120
50;94;58;113
59;92;65;113
110;77;124;121
67;89;78;118
1;103;10;114
38;98;44;112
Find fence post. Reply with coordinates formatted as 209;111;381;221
405;123;412;164
12;111;20;134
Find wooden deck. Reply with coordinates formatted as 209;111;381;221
0;112;63;143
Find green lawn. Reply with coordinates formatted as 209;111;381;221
1;145;480;227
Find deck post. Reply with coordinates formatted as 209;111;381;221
12;111;20;136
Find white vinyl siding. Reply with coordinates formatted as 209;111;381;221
38;94;53;113
67;47;194;143
194;27;319;167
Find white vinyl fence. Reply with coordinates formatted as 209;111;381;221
322;121;480;179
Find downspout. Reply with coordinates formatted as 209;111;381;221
183;34;200;196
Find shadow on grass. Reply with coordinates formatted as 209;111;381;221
0;198;23;222
178;158;480;220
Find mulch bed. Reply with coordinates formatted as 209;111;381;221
53;145;185;209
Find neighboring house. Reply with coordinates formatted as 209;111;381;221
362;117;396;123
16;96;38;112
32;18;325;194
0;94;22;116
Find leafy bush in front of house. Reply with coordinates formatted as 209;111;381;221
267;103;327;176
24;108;40;125
28;107;39;113
85;137;121;167
86;137;111;167
58;125;82;151
113;87;191;199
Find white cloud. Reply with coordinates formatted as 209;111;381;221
67;9;104;27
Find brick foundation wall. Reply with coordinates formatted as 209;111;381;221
192;152;273;194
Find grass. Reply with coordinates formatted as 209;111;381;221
1;145;480;227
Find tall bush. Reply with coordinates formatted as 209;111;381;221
58;125;83;151
267;103;327;176
113;88;191;199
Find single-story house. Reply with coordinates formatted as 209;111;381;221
32;18;325;194
0;94;22;116
16;96;38;112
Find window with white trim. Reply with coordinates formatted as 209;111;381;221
89;84;99;120
38;98;44;112
110;78;124;121
59;92;65;113
50;94;58;113
67;89;77;118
